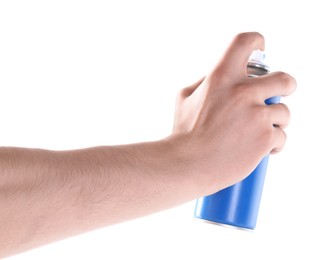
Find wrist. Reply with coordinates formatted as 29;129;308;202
162;135;214;197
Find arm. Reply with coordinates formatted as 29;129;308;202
0;142;199;257
0;32;296;258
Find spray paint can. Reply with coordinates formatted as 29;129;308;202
194;50;280;230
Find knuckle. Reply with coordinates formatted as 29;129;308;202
274;71;297;91
280;103;291;118
231;83;254;105
271;130;287;154
260;128;275;153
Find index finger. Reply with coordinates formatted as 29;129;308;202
210;32;265;80
251;71;297;101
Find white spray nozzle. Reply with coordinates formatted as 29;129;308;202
249;50;266;64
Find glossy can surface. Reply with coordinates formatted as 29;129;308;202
194;156;269;229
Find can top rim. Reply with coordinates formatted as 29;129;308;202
247;61;269;72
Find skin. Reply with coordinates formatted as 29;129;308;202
0;32;296;258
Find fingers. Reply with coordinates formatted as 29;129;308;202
268;103;291;129
250;71;297;100
255;103;290;155
266;103;290;153
210;32;265;80
271;127;287;154
261;103;290;154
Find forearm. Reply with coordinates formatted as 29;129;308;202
0;139;200;257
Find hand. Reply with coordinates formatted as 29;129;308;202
170;32;297;195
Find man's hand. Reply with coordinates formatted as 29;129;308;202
171;32;297;195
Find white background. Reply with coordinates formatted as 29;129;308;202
0;0;333;259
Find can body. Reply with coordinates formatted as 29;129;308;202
194;52;279;230
194;156;269;229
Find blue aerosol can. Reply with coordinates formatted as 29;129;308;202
194;50;280;230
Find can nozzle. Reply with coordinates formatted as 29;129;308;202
249;50;266;63
247;50;269;76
